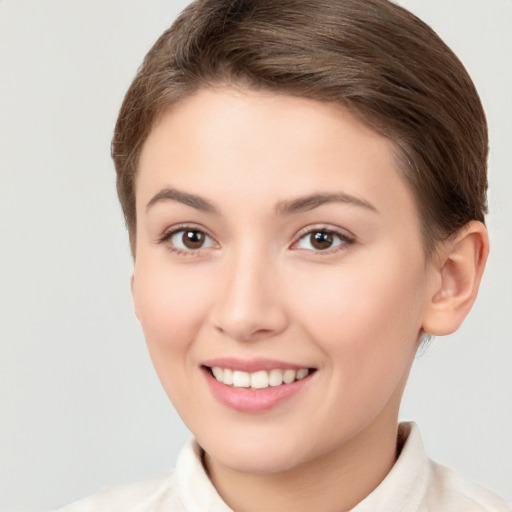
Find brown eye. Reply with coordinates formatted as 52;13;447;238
166;228;216;252
295;228;351;253
182;230;205;249
310;231;334;250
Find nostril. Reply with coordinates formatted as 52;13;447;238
213;322;285;342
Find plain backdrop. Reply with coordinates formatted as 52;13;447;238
0;1;511;511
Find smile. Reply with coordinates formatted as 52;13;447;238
201;359;316;413
209;367;310;389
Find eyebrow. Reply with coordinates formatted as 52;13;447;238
146;188;219;214
146;187;378;216
275;192;378;216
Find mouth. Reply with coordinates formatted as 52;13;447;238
204;366;313;389
201;359;317;413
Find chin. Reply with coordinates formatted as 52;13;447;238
200;429;317;475
211;449;302;475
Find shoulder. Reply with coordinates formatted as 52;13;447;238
424;459;511;511
51;471;184;512
50;438;231;512
360;422;511;512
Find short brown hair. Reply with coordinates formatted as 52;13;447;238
112;0;488;257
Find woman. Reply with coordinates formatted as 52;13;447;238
55;0;510;510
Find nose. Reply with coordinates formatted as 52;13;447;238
210;248;289;342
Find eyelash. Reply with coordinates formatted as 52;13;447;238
157;224;356;257
157;224;218;257
292;225;356;256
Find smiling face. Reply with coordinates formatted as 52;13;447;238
132;87;438;476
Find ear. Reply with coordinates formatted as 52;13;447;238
422;221;489;336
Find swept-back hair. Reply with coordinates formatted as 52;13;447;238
112;0;488;257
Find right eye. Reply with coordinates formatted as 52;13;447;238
163;228;217;253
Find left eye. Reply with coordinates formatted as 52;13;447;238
295;229;348;251
168;229;217;251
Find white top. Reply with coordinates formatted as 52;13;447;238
54;423;510;511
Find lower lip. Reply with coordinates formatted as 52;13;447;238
203;368;314;413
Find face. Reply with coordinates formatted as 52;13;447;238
132;87;437;474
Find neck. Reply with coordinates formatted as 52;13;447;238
205;412;400;512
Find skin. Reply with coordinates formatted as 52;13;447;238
131;87;488;512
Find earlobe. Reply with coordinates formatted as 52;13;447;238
422;221;489;336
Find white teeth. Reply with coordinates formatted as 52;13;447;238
269;369;284;387
210;367;310;389
283;369;296;384
250;370;269;389
223;368;234;385
232;370;251;388
296;368;308;380
211;367;223;381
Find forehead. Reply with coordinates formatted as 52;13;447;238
137;87;418;223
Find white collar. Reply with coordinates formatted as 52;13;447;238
174;422;429;512
351;422;430;511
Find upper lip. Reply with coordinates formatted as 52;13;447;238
201;357;313;373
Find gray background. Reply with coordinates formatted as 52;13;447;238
0;1;510;510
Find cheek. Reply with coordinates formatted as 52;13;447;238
132;263;221;429
288;260;425;436
290;255;426;378
132;262;213;379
